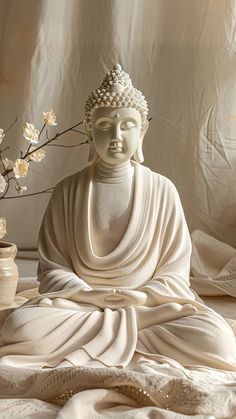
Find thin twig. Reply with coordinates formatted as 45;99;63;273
46;121;83;141
24;143;32;158
71;128;86;135
3;187;54;199
47;140;88;148
7;176;21;188
39;122;46;137
3;117;18;135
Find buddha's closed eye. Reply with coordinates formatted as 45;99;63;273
96;120;136;131
97;121;113;130
120;121;136;130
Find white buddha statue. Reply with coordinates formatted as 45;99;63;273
0;65;235;370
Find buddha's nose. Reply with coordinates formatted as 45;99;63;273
113;123;122;140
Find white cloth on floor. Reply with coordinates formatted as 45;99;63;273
190;229;236;297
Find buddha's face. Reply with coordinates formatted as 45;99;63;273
91;107;143;165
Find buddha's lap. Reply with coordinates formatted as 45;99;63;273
1;303;235;362
138;311;236;363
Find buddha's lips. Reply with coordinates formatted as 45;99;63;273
108;141;123;150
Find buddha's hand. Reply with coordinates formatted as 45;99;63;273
73;288;146;309
72;288;115;308
102;289;147;309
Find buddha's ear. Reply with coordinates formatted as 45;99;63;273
132;120;149;164
140;120;149;140
84;121;99;163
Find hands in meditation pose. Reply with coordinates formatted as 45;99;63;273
0;64;235;370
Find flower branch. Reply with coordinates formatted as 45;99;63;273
0;119;84;179
0;109;87;239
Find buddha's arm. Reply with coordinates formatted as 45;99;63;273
140;180;196;306
38;182;91;294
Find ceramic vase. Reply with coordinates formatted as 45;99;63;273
0;241;19;305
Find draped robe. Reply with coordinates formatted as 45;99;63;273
0;162;235;369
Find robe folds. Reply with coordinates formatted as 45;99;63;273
0;162;235;369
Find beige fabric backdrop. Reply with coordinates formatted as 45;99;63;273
0;0;236;249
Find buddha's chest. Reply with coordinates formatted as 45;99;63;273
90;181;133;255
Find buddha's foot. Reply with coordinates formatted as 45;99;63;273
136;303;197;330
180;303;198;317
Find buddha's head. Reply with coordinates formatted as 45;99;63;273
84;64;149;165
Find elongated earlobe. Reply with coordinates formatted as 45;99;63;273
88;138;99;163
132;120;149;163
132;139;144;163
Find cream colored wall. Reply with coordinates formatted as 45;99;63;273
1;0;236;248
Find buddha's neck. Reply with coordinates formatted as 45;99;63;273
94;159;134;184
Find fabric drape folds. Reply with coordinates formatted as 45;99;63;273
1;163;235;371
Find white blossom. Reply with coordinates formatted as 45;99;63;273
2;157;14;171
43;109;57;126
0;217;6;239
0;129;5;145
15;185;27;195
13;159;29;178
0;175;6;193
23;122;39;144
29;147;46;162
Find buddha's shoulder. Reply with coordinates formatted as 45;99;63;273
53;165;91;192
140;164;178;194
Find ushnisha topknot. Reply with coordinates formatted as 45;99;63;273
84;64;149;129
